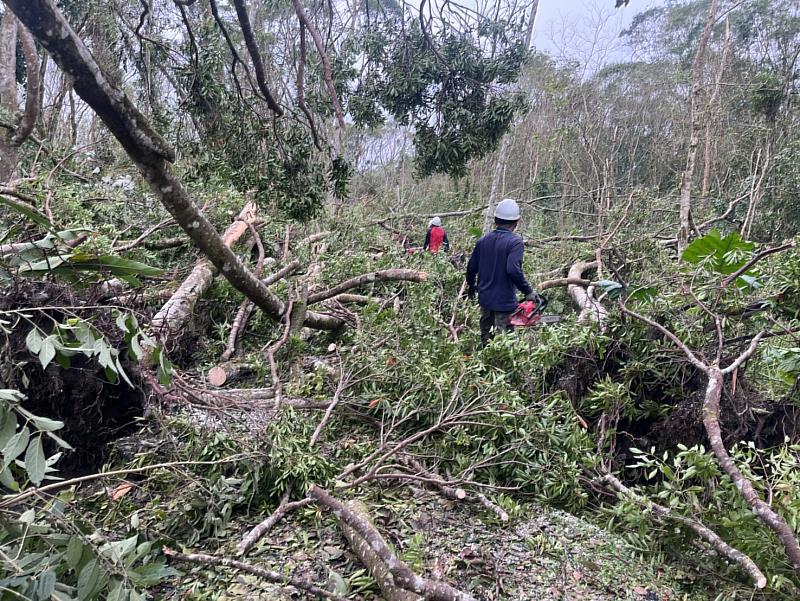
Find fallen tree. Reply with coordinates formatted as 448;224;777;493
4;0;341;331
621;305;800;571
308;485;477;601
151;200;257;341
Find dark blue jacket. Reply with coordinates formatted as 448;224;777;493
466;228;533;311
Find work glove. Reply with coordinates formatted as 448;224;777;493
524;291;539;302
467;287;476;300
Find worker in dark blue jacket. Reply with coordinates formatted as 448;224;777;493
466;198;537;346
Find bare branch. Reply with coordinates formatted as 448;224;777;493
620;304;708;372
601;473;766;588
291;0;345;130
308;269;428;305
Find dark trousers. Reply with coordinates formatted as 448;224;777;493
480;307;514;346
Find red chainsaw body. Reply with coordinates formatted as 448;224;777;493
508;299;545;327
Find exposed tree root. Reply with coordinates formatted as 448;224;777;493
622;305;800;570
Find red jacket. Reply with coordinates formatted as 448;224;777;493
424;226;449;252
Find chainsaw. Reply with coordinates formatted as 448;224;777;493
508;293;560;327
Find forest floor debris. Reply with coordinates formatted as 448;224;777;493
178;487;706;600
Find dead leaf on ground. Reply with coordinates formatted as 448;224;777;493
109;481;134;500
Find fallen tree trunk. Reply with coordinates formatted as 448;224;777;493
309;485;477;601
308;270;428;305
340;500;421;601
151;201;256;341
6;0;343;331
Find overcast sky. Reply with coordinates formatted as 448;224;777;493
532;0;667;68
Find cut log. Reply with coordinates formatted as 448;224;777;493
207;361;255;387
340;500;421;601
151;200;257;342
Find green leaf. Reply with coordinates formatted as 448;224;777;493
66;536;84;569
115;356;133;388
39;337;56;370
77;559;106;601
24;435;46;486
0;389;25;403
627;286;658;303
33;569;57;600
30;415;64;432
106;579;128;601
46;430;74;450
103;535;139;564
3;425;30;464
0;194;53;229
736;274;760;289
129;563;179;587
0;466;17;489
25;328;44;354
596;279;623;299
682;230;755;275
0;409;17;449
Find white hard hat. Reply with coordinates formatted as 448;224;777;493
430;216;442;227
494;198;520;221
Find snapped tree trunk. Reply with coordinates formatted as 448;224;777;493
5;0;343;330
152;201;257;342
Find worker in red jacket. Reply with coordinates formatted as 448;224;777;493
423;216;450;253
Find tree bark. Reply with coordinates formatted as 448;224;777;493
340;500;421;601
10;24;41;147
230;0;283;115
677;0;718;254
290;0;345;131
702;368;800;570
0;11;18;182
567;261;607;325
151;201;257;341
309;485;476;601
236;494;312;556
4;0;343;331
